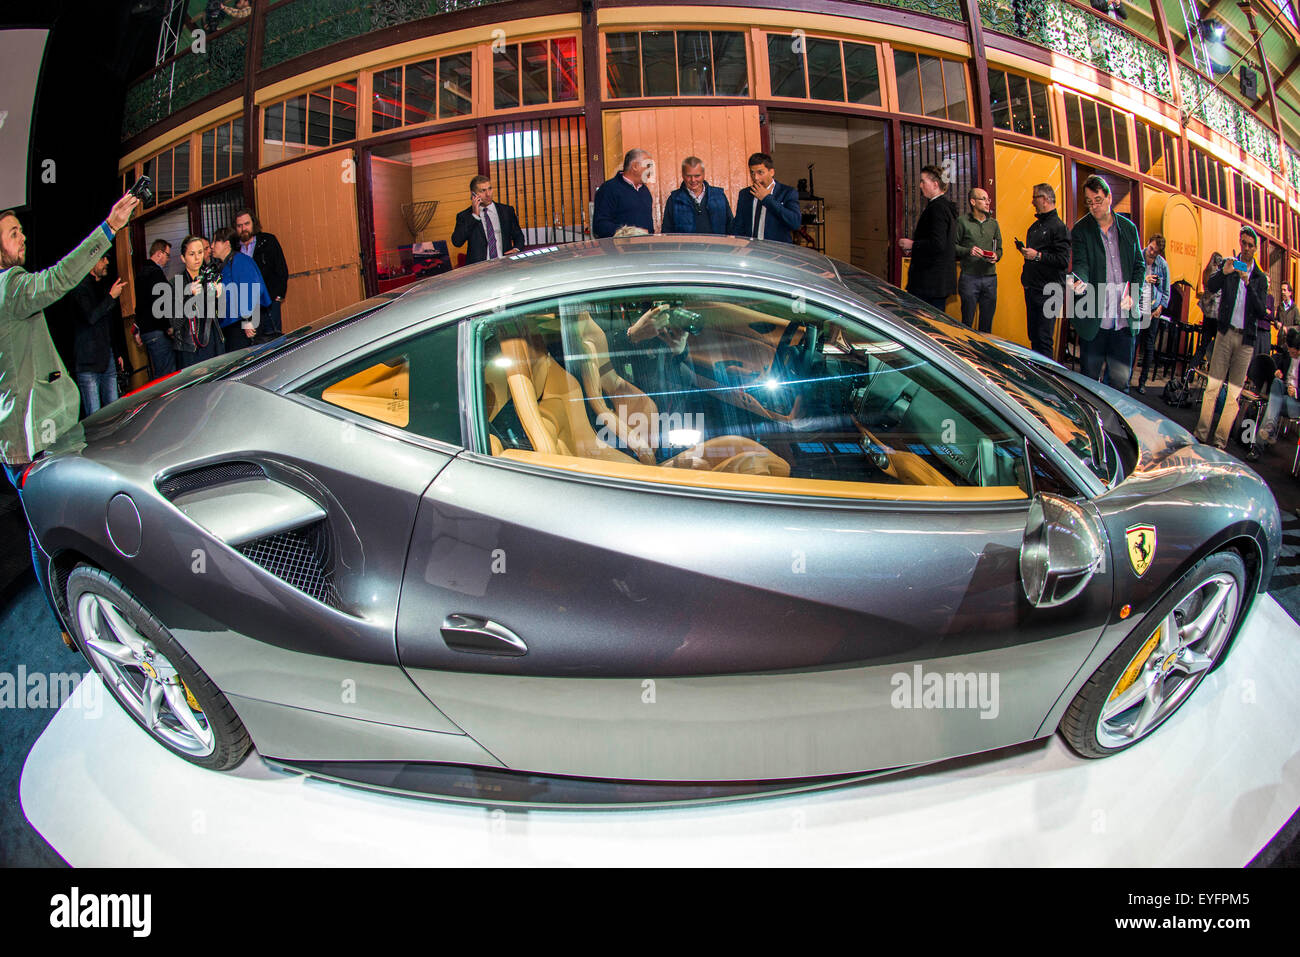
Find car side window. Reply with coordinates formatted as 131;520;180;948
473;287;1029;501
300;320;461;445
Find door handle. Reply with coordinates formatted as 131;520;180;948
440;614;528;657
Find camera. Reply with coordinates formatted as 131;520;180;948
652;301;703;336
128;175;154;206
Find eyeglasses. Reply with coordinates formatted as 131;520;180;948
1084;196;1109;208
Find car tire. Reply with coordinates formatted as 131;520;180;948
1059;550;1247;759
65;565;250;771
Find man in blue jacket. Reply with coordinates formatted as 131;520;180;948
733;153;802;243
211;226;271;352
592;149;656;238
662;157;734;235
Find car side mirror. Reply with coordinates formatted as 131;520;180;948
1020;493;1106;608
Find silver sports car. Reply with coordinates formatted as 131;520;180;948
20;237;1281;807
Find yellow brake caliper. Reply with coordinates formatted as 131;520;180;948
180;679;203;713
1110;628;1162;701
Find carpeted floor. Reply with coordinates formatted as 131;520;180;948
0;372;1296;866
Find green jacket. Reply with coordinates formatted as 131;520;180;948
955;213;1003;278
1070;211;1145;342
0;224;114;465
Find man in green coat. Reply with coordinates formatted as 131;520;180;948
1070;175;1145;393
0;192;139;626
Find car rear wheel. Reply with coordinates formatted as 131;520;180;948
1059;550;1246;758
65;565;250;771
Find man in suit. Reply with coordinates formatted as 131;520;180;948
133;239;176;379
234;208;288;342
662;157;734;235
1069;174;1145;393
899;165;959;311
452;175;525;264
1195;224;1269;449
732;153;801;244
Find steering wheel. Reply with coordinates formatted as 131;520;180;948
773;318;818;383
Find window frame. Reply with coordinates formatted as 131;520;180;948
460;279;1078;505
762;32;885;107
1061;90;1133;168
262;75;359;166
491;34;582;112
602;28;752;100
889;46;970;124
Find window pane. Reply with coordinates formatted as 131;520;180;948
521;40;549;106
284;95;306;145
404;59;438;125
1098;106;1116;159
215;123;230;180
373;68;401;131
1217;166;1227;208
768;34;807;98
893;50;922;114
1162;133;1176;186
441;52;473;117
494;45;520;110
843;42;878;105
1008;73;1032;136
712;31;749;96
1135;124;1150;172
332;82;356;141
231;117;244;175
1064;93;1083;148
606;33;641;98
942;58;968;122
308;91;331;146
805;38;843;101
172;141;189;196
201;129;216;185
989;69;1010;129
919;55;945;118
552;37;578;102
475;287;1027;494
676;30;712;96
1114;111;1130;164
1082;99;1100;155
304;322;461;444
1234;174;1244;215
263;101;284;146
1029;80;1050;139
156;151;172;202
641;31;677;97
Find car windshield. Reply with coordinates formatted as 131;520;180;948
838;266;1109;483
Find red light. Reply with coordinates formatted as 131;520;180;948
123;371;179;399
18;460;39;489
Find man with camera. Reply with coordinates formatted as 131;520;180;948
0;191;140;627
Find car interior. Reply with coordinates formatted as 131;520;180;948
478;288;1031;501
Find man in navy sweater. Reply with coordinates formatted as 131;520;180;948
592;149;656;238
732;153;802;243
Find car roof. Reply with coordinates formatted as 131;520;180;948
234;237;854;390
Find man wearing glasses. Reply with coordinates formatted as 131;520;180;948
1194;225;1268;450
1069;175;1145;392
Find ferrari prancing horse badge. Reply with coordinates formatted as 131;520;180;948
1126;524;1156;577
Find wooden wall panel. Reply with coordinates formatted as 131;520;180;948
255;148;364;332
370;155;414;274
408;131;480;263
602;106;761;232
848;121;890;278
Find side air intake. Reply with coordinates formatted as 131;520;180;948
157;462;265;500
236;519;343;610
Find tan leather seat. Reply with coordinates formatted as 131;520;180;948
495;333;789;477
573;312;661;465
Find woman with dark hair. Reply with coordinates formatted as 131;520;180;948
173;235;224;368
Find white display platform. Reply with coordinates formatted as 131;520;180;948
21;596;1300;866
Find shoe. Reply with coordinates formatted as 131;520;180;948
1136;385;1146;395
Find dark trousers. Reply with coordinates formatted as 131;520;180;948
223;323;253;353
918;295;950;312
141;329;177;380
3;462;61;627
1135;317;1163;387
958;273;997;333
1081;327;1135;394
253;300;282;344
1024;287;1057;357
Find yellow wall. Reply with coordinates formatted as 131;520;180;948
991;141;1064;347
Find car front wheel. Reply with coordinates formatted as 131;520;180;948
1059;550;1247;758
65;565;250;771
